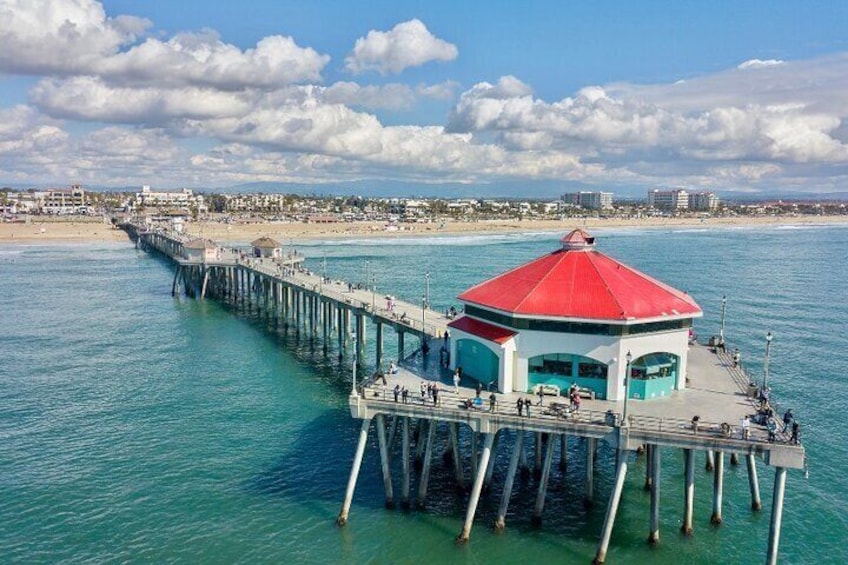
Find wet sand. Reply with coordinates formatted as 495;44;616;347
1;214;846;244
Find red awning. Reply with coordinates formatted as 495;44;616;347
448;316;516;345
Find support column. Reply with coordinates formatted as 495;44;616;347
746;453;762;511
682;448;695;535
765;467;787;565
375;322;384;369
592;452;629;564
532;433;556;526
710;451;724;525
705;449;715;472
648;444;661;544
559;433;568;471
730;452;739;466
483;434;499;493
414;419;427;468
534;432;544;480
401;417;411;509
644;443;654;491
494;430;524;531
417;420;437;508
457;432;495;543
336;418;371;526
397;330;405;361
355;313;365;363
450;422;465;491
376;414;394;509
584;437;596;508
471;431;480;479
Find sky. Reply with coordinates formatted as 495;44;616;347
1;0;848;197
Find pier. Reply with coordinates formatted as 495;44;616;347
122;221;805;565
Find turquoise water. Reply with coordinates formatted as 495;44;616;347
1;225;846;564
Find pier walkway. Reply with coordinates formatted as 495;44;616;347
122;220;804;565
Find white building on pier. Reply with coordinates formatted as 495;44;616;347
447;229;702;401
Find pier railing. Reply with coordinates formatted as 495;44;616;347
359;382;795;447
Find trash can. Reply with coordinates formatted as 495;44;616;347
747;383;759;398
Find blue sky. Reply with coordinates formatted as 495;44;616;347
1;0;847;196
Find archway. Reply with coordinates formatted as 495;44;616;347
628;352;679;399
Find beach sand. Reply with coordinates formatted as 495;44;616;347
1;214;846;244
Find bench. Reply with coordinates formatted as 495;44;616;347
533;384;561;397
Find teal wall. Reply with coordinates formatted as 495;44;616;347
527;353;608;399
456;339;499;387
628;352;679;399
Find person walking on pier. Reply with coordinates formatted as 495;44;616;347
732;348;741;367
537;387;545;406
453;370;460;394
393;384;400;403
517;397;524;416
782;409;794;432
420;381;426;401
489;392;497;412
432;383;440;406
524;398;531;417
402;387;409;404
766;416;778;442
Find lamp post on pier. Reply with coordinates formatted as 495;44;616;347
762;332;773;389
365;260;370;291
371;274;376;311
719;295;727;345
424;271;430;309
622;351;633;426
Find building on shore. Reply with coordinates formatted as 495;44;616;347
647;188;689;211
562;191;614;210
447;229;702;400
688;191;720;211
135;185;206;214
38;184;88;215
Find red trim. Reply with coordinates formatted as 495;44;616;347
448;316;516;345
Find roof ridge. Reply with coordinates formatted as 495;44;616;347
587;251;627;318
512;250;565;312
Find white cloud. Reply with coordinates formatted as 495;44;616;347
0;0;149;75
0;0;328;90
30;77;257;122
95;31;329;89
345;19;457;75
737;58;785;70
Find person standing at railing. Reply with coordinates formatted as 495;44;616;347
741;415;751;440
489;393;497;412
453;370;460;394
516;397;524;416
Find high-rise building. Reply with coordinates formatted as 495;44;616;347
688;192;719;211
561;191;613;210
647;189;689;211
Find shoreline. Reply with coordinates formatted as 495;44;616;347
1;214;847;245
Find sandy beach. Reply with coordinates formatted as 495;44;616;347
1;214;846;245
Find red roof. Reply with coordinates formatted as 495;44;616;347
457;230;702;322
448;316;516;344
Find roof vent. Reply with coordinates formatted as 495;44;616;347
560;228;596;250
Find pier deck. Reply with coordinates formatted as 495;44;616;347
354;339;804;468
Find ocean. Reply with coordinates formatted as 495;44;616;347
1;224;846;564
